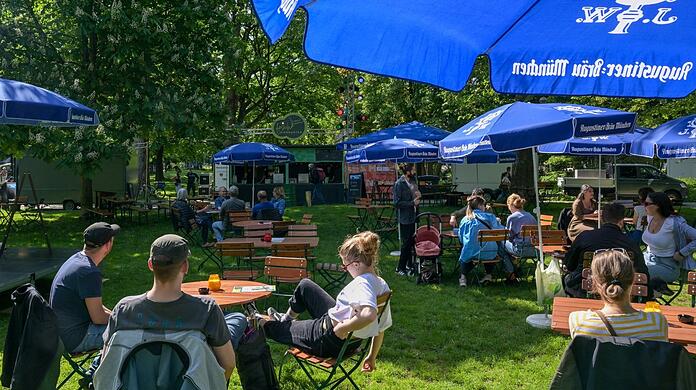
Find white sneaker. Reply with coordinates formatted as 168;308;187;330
459;274;467;287
480;274;493;284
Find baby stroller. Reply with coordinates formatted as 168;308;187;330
413;212;443;284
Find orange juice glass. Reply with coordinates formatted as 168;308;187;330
208;274;221;291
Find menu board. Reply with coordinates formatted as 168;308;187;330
348;173;365;202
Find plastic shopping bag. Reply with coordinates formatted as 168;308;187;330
535;258;565;306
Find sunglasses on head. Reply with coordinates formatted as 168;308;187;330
340;261;360;271
593;248;628;256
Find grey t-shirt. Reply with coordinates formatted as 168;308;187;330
49;251;102;351
104;293;231;348
219;197;246;227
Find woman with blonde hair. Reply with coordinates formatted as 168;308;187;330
504;194;537;258
271;186;286;217
569;249;667;341
567;184;598;241
261;231;392;372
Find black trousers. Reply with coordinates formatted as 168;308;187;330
263;279;359;358
397;222;416;271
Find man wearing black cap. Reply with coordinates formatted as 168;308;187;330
50;222;119;353
102;234;243;380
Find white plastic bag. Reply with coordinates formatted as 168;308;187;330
535;257;566;306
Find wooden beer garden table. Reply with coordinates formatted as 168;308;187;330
220;236;319;249
231;220;274;229
551;297;696;352
181;280;272;310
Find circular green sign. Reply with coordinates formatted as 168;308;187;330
273;113;306;139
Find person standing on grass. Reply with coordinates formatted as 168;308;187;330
393;163;420;276
272;186;286;217
569;249;667;341
260;231;392;372
186;168;199;196
174;166;182;193
50;222;119;353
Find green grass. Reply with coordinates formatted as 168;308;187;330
1;202;694;389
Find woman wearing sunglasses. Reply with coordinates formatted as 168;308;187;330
642;192;696;296
569;249;667;341
260;231;392;372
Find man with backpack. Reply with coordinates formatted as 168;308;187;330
309;163;325;205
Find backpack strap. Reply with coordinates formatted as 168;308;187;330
594;310;618;337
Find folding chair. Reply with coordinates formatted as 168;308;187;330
581;268;648;302
272;220;294;237
513;224;550;276
657;268;688;306
58;347;99;389
216;241;259;280
280;291;392;390
170;208;221;272
347;198;370;232
471;229;509;285
687;271;696;308
288;224;318;237
530;230;568;259
264;256;309;299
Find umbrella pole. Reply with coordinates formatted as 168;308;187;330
532;147;544;263
251;162;256;208
598;155;602;223
390;162;401;257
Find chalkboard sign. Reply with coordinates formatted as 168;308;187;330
348;173;365;202
315;148;343;162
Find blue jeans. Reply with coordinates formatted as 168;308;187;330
504;240;537;258
196;214;213;242
212;221;226;242
224;312;248;350
644;252;680;284
72;323;107;353
312;183;325;204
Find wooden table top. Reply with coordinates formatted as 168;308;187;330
220;236;319;249
552;297;696;346
181;280;271;309
231;220;274;228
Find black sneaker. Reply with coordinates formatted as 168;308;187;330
657;285;675;296
395;269;407;276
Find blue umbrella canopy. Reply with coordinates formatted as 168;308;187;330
213;142;295;164
251;0;695;98
465;142;517;164
439;102;636;159
345;138;439;164
630;115;696;158
0;78;99;126
336;121;450;151
537;134;631;155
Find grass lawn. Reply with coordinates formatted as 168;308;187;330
1;202;694;389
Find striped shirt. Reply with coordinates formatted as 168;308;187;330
569;310;668;342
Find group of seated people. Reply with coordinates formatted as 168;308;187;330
565;185;696;299
48;222;391;387
451;189;537;287
171;185;288;247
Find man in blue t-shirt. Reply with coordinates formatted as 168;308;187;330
251;190;274;219
50;222;119;353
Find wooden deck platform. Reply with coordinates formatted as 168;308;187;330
0;247;74;293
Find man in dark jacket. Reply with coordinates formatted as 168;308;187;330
212;185;246;242
563;202;649;297
309;163;325;205
393;163;420;275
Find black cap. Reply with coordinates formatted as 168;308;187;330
84;222;120;248
150;234;190;265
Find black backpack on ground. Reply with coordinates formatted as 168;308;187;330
236;328;279;390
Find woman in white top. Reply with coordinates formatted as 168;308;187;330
261;231;392;372
642;192;696;294
628;187;654;245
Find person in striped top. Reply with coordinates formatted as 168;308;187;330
569;249;668;341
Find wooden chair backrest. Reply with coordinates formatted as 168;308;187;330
216;242;254;258
355;198;371;207
288;224;317;231
288;230;318;237
229;210;252;222
271;243;310;258
245;223;273;232
581;269;648;297
477;229;508;243
530;230;567;246
375;291;392;317
301;214;313;224
540;214;554;222
520;224;550;238
244;229;272;238
264;256;308;280
687;271;696;296
272;220;294;235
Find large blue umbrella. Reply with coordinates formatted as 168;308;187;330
464;142;517;164
630;115;696;159
213;142;295;205
0;78;99;126
439;102;636;159
251;0;695;98
337;121;450;151
345;138;439;164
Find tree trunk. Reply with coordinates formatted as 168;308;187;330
136;138;148;189
80;175;93;214
511;149;536;203
154;145;164;182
